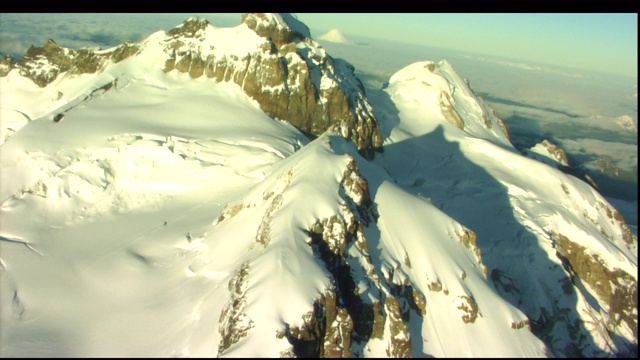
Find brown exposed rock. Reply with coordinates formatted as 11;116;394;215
553;233;637;338
162;15;382;155
511;319;531;330
108;41;140;63
166;16;210;37
485;100;511;140
241;13;309;48
218;262;254;356
281;290;354;358
69;48;104;74
390;282;427;321
538;139;570;167
458;227;488;277
216;202;253;224
428;278;443;292
16;39;140;87
440;92;464;129
583;173;599;190
370;300;386;340
412;288;427;316
596;201;634;246
481;112;493;129
254;194;284;248
384;295;413;357
323;308;354;357
310;215;350;256
17;39;71;87
457;295;480;324
0;55;16;77
496;117;511;140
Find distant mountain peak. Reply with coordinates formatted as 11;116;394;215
318;29;354;44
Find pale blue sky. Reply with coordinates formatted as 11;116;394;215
0;13;637;77
291;13;638;78
206;13;637;77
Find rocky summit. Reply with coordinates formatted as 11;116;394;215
9;14;382;156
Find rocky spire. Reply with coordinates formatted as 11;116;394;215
241;13;311;47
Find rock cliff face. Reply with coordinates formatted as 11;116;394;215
0;55;15;77
12;39;139;87
162;15;382;155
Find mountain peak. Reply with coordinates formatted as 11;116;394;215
318;29;354;44
241;13;311;46
166;16;211;37
5;13;382;154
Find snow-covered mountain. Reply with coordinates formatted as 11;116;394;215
318;29;355;45
0;14;636;357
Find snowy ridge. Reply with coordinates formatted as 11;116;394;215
0;14;637;358
2;14;382;152
378;60;637;356
386;60;512;147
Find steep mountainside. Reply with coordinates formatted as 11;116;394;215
0;14;636;358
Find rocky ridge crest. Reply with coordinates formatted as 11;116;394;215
3;14;382;156
162;14;382;155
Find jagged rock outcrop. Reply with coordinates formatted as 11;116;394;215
161;15;382;155
279;290;354;358
218;262;254;356
0;55;16;77
295;152;424;357
525;139;570;167
478;94;511;140
14;39;140;87
552;233;637;344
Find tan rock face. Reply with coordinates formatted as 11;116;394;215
279;290;353;358
15;39;140;87
241;13;307;48
218;262;254;356
553;233;637;339
0;54;16;77
384;295;413;357
539;139;570;166
17;39;71;87
162;15;382;155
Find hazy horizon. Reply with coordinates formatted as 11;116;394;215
0;13;637;78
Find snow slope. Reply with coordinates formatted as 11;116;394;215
375;60;637;356
0;15;637;358
0;68;544;356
